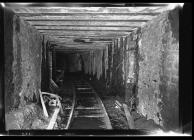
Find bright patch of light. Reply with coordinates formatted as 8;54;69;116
148;129;191;136
0;3;5;7
5;3;34;7
15;3;33;5
115;106;119;109
167;3;184;10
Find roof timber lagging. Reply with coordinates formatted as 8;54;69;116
6;4;174;53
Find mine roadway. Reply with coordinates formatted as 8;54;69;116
60;78;112;129
2;4;185;134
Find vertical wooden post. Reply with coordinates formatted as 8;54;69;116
48;49;52;81
124;35;137;103
52;48;56;81
124;37;127;102
123;103;135;129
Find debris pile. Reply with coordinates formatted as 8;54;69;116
101;95;162;130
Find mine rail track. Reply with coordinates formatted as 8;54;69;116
63;79;112;129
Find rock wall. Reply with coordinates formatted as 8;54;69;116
4;8;15;113
5;103;48;130
4;9;43;112
136;8;179;130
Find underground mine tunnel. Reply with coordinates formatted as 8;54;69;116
1;3;189;135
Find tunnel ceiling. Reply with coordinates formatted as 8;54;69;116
6;3;172;52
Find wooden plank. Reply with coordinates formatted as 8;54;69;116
53;45;106;49
50;42;110;46
38;30;131;36
37;29;134;33
56;51;89;53
50;41;112;45
52;41;109;45
53;44;107;47
51;35;116;39
53;47;104;52
39;90;49;118
51;39;111;43
16;12;161;17
49;38;112;43
123;103;135;129
5;3;168;8
21;15;156;21
41;91;62;100
34;25;136;31
50;40;112;44
47;108;60;129
32;24;140;27
27;20;146;26
54;46;106;50
46;35;123;39
12;7;168;14
55;50;90;53
54;48;92;51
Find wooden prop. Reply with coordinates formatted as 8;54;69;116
39;89;49;118
123;103;135;129
39;90;64;118
46;107;60;129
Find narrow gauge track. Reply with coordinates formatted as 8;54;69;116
63;79;112;129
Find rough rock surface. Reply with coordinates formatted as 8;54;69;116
5;103;48;130
136;8;179;130
4;10;43;112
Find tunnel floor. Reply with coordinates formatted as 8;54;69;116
55;75;112;129
53;73;162;131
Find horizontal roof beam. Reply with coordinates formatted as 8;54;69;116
49;37;113;41
49;35;117;39
17;12;160;16
6;3;168;7
12;7;168;14
21;15;156;21
32;24;139;27
38;30;131;34
42;32;127;37
34;26;137;31
55;49;94;51
27;20;147;26
38;29;134;32
50;41;110;46
53;44;107;49
49;39;112;43
39;31;130;36
55;48;92;51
